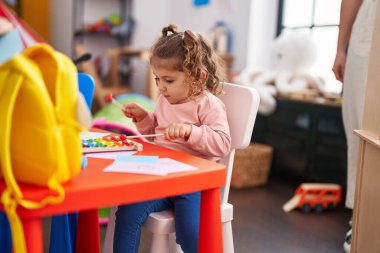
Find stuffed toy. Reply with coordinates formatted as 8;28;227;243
236;32;325;115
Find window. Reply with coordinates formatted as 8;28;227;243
277;0;342;93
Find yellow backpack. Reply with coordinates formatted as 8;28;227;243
0;43;83;253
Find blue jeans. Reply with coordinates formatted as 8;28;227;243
114;192;201;253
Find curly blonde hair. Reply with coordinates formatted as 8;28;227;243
150;24;226;98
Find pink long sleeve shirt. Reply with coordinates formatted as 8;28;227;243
135;91;231;161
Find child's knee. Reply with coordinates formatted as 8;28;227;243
115;204;143;225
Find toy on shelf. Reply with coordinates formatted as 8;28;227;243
83;14;121;34
282;183;342;213
236;31;327;115
82;134;143;153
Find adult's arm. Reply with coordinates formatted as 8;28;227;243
332;0;364;82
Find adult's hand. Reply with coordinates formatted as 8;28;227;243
332;51;347;83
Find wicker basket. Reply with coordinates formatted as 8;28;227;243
231;143;273;188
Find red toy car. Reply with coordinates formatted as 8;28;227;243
283;183;342;213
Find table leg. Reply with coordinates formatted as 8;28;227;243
23;217;43;253
199;188;223;253
76;209;100;253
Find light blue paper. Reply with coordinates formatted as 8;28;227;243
115;155;159;164
0;29;24;64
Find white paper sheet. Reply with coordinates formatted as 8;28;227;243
103;161;168;176
85;151;136;159
103;158;198;176
157;158;198;173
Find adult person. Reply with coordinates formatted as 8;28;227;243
332;0;378;252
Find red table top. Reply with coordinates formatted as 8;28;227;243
0;140;226;219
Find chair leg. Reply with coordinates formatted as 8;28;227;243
222;221;234;253
149;233;170;253
156;219;235;253
168;233;183;253
102;206;117;253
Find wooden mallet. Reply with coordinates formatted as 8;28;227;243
106;94;124;111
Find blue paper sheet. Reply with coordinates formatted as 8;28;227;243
115;155;159;164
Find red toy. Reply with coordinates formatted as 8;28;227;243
106;93;125;111
283;183;342;213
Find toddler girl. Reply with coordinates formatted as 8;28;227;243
114;24;231;253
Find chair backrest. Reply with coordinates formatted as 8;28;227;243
218;83;260;205
78;73;95;109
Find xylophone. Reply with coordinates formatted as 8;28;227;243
82;134;143;153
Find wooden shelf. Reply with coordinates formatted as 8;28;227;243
354;130;380;149
75;0;133;46
74;29;129;42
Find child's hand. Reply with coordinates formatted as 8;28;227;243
123;103;148;122
164;123;192;140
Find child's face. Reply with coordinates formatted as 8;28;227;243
152;64;189;104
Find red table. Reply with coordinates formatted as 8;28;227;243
0;140;226;253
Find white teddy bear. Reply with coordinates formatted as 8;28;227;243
236;31;325;115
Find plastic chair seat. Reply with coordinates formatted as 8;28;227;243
144;209;176;234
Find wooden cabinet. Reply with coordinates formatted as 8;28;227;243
352;2;380;252
252;96;347;186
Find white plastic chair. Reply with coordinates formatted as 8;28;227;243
102;83;260;253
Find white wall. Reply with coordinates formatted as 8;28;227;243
131;0;171;48
50;0;75;56
50;0;279;71
49;0;279;93
132;0;252;72
247;0;279;69
131;0;256;93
